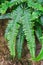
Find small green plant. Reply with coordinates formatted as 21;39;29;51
0;0;43;61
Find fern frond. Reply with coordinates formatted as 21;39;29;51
5;6;23;57
35;25;43;61
36;42;43;61
22;9;36;59
5;20;20;57
9;0;26;7
31;11;41;21
27;0;43;11
0;0;26;14
16;26;24;59
35;25;42;42
0;1;9;14
0;13;11;19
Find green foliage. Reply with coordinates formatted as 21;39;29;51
0;13;11;19
0;1;9;14
5;6;23;57
40;16;43;26
35;25;43;61
27;0;43;11
22;9;35;58
16;26;24;59
0;0;43;61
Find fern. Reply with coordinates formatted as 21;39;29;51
9;0;26;7
35;25;42;42
0;0;26;14
0;0;43;62
5;6;23;57
35;25;43;61
36;44;43;61
0;1;9;14
5;20;20;57
0;0;43;14
16;26;24;59
27;0;43;11
22;9;36;59
0;13;11;19
31;11;41;21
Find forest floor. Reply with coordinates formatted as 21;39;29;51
0;20;42;65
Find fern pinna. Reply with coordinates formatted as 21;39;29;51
0;0;43;61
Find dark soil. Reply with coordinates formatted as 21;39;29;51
0;19;43;65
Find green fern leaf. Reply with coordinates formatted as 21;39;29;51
16;26;24;59
0;1;9;14
5;6;23;57
35;25;43;61
31;11;41;21
27;0;43;11
0;0;26;14
37;0;43;4
0;13;11;19
22;9;36;59
35;25;42;42
5;20;20;57
9;0;26;7
36;45;43;61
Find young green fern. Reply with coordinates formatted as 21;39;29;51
22;9;36;59
16;26;24;59
0;0;43;62
5;19;20;57
5;7;36;59
5;6;23;57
